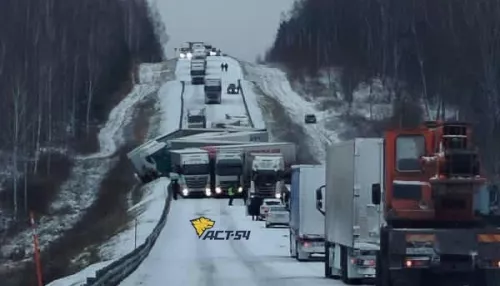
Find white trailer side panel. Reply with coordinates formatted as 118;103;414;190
353;138;384;245
325;141;355;246
299;165;326;236
326;138;384;247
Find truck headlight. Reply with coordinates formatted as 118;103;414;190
182;189;188;196
187;53;192;59
180;53;185;58
205;188;211;196
275;193;281;199
238;187;243;193
216;187;222;194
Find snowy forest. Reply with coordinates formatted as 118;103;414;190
266;0;500;176
0;0;164;283
0;0;163;214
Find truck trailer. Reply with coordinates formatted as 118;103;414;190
371;121;500;286
289;165;326;261
204;78;222;104
318;138;384;284
127;140;168;183
190;60;206;85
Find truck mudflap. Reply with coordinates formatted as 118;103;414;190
387;228;500;270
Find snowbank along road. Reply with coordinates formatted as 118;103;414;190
121;57;361;286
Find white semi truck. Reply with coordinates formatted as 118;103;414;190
204;78;222;104
170;148;211;197
249;153;285;199
289;165;326;261
187;108;207;128
190;60;206;85
317;138;384;284
214;149;244;196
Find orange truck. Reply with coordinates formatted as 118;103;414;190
372;121;500;286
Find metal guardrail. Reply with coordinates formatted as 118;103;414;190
179;81;185;129
81;80;186;285
83;191;172;286
237;79;255;128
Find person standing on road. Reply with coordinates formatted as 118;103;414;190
241;187;247;205
220;62;225;72
171;179;180;200
224;63;229;72
228;185;235;206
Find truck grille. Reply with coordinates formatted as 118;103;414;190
185;177;208;190
254;185;276;198
219;181;238;190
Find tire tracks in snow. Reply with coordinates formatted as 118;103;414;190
218;201;303;286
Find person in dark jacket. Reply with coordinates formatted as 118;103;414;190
249;197;262;221
172;179;180;200
220;63;225;72
241;188;247;205
224;63;229;72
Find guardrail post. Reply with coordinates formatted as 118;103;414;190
30;212;43;286
134;218;138;249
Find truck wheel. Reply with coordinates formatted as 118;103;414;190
289;232;296;258
324;243;332;278
340;245;356;285
375;252;383;286
296;241;307;261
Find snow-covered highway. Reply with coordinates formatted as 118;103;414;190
178;56;250;127
121;199;344;286
120;57;356;286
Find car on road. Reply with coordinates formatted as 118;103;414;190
265;205;289;228
259;198;283;220
227;83;239;94
304;114;317;124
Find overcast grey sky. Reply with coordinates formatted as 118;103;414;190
154;0;295;62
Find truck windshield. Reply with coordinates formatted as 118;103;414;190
182;164;209;175
216;164;243;176
188;115;204;122
396;135;425;171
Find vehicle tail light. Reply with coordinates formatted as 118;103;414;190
404;257;430;268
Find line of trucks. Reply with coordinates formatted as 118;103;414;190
127;127;297;212
284;121;500;286
190;55;222;104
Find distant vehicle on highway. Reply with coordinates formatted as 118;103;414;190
304;114;317;124
227;83;239;94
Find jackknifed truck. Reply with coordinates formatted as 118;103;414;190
316;138;383;284
289;165;326;261
128;128;297;202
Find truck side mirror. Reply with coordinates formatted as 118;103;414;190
371;183;381;205
315;186;325;214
